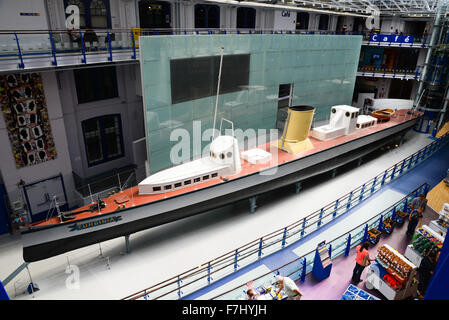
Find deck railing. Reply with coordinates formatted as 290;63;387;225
121;131;449;300
210;182;431;300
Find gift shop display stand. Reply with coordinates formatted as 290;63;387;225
366;244;418;300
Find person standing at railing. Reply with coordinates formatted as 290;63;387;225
406;207;424;236
410;193;428;212
275;275;303;300
68;27;81;46
406;193;427;236
351;242;374;284
83;25;98;51
246;288;260;300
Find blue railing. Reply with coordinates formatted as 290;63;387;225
358;65;423;80
122;131;449;300
0;29;137;70
211;182;430;300
0;28;429;71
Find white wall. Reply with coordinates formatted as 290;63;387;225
273;10;296;31
0;0;49;30
0;72;76;208
59;64;144;181
42;0;356;32
372;98;414;110
380;17;404;34
355;92;375;109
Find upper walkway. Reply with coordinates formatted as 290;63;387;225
0;29;430;73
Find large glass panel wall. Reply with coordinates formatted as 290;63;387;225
140;34;362;172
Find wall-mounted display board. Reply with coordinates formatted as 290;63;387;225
0;73;57;168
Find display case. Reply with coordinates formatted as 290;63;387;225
393;210;408;225
405;225;444;267
366;244;418;300
312;241;332;281
253;283;288;300
368;228;382;245
429;203;448;237
382;217;396;234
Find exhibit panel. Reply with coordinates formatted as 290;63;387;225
139;34;362;172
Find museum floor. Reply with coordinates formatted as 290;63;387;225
0;130;447;300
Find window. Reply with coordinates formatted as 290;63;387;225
170;54;250;104
184;180;191;185
174;182;182;188
194;177;201;183
203;175;209;180
296;12;309;30
139;1;171;28
64;0;111;29
237;7;256;29
211;173;218;178
164;185;172;190
81;114;124;166
278;83;293;109
153;186;161;192
318;15;329;31
74;66;118;104
90;0;108;28
194;4;220;28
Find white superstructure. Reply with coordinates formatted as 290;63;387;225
312;105;360;141
138;135;241;195
356;115;378;129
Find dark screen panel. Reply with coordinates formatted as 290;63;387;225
170;54;250;104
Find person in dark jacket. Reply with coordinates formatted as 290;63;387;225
417;251;438;298
406;207;423;236
410;193;428;212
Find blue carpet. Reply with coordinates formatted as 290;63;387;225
182;139;449;300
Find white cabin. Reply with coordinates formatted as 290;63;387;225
356;115;378;129
312;105;360;141
138;135;241;195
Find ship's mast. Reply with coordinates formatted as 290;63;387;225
212;46;224;139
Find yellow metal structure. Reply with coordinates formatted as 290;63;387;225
274;105;315;154
436;121;449;138
132;27;141;48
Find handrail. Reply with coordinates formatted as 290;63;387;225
0;28;429;73
0;29;430;40
210;182;431;300
122;131;449;300
358;66;423;80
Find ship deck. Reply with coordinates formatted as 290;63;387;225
32;109;420;228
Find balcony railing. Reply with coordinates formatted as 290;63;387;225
0;28;418;73
0;28;430;73
357;65;423;80
0;29;138;72
121;132;449;300
210;182;430;300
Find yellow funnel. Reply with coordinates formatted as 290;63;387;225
275;105;315;154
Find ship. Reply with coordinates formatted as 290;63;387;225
20;49;422;263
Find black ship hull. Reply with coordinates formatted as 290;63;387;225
22;118;418;262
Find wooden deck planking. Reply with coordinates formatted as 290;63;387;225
427;180;449;213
